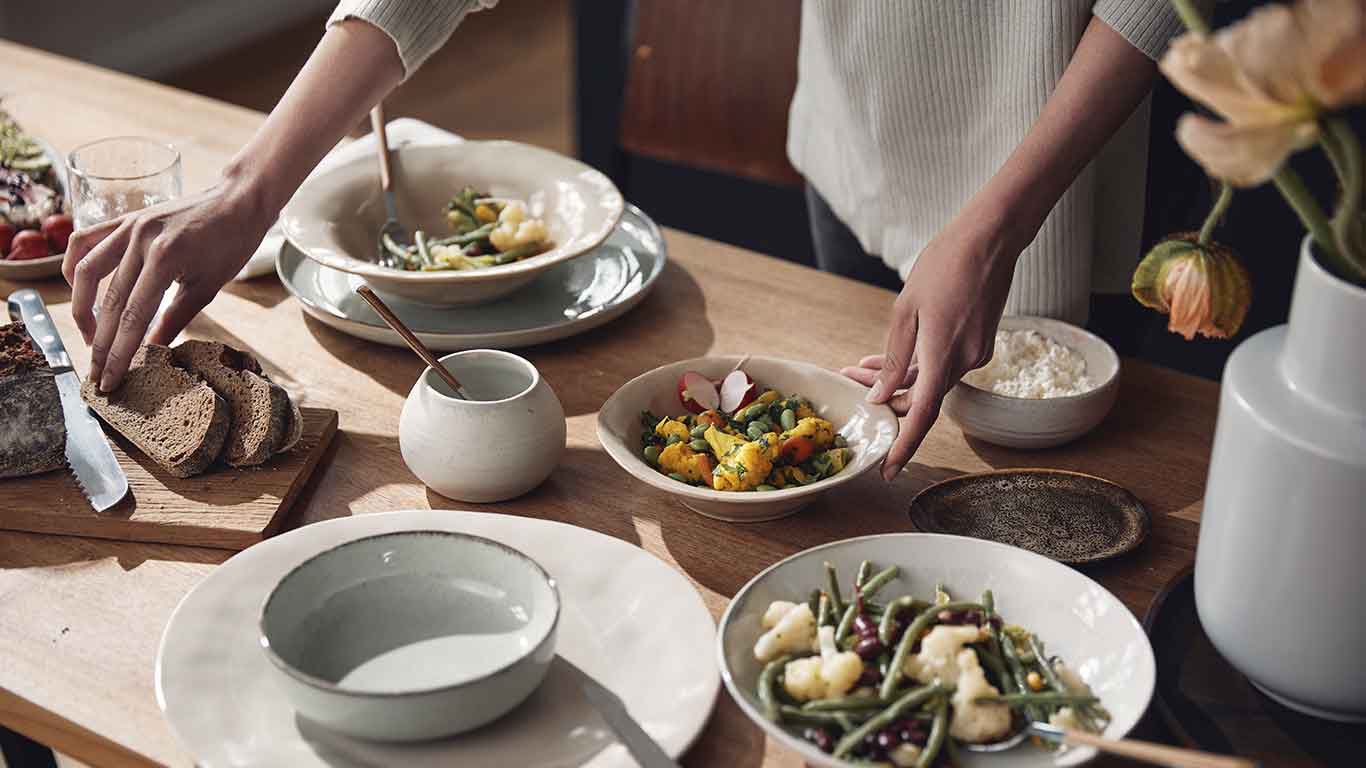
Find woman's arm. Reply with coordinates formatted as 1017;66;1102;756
64;19;404;392
845;16;1160;481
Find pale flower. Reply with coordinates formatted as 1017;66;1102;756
1159;0;1366;185
1132;234;1252;340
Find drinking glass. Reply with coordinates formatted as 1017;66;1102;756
66;136;181;229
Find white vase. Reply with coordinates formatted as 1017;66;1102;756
400;350;566;503
1195;238;1366;721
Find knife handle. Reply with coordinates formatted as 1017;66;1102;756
6;289;72;370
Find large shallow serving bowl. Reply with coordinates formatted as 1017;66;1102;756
718;533;1155;768
259;530;560;741
279;141;624;306
943;315;1120;450
597;355;898;523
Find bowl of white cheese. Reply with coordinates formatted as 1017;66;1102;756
944;316;1119;449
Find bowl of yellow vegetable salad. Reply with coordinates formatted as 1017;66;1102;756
597;356;898;522
280;141;624;307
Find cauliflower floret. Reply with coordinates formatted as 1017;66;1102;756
1049;706;1085;731
489;200;549;252
657;442;712;483
654;417;691;442
792;400;817;420
779;416;836;453
902;624;988;684
888;743;923;767
770;465;811;489
948;648;1012;743
761;601;798;629
782;626;864;701
712;433;780;491
753;602;816;662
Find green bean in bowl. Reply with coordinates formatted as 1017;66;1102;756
381;186;553;271
752;560;1110;766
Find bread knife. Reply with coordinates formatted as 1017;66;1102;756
7;289;129;512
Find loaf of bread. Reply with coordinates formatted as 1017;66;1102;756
0;322;66;478
81;345;229;478
172;340;291;467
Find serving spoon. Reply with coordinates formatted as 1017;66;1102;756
369;103;408;268
966;721;1258;768
354;284;470;400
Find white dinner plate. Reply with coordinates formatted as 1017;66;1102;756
156;510;719;767
276;204;665;351
717;533;1155;768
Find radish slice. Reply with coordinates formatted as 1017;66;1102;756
678;371;720;413
719;370;757;412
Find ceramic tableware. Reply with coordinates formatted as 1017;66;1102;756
259;530;559;741
276;204;666;351
0;140;67;281
596;355;898;522
400;350;564;502
943;316;1120;449
279;141;624;306
908;469;1150;564
156;510;720;767
717;533;1156;768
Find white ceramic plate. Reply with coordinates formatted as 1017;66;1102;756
597;355;898;523
717;533;1155;768
279;141;625;306
156;510;719;767
277;204;665;351
0;139;67;281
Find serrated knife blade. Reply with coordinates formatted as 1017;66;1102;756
8;289;129;512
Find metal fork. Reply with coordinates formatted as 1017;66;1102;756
369;103;408;268
966;721;1258;768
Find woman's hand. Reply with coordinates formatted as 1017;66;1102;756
63;178;272;392
841;202;1020;481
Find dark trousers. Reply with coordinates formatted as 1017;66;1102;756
803;184;1150;357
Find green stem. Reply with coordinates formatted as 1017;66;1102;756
1169;0;1211;35
1272;165;1354;275
1320;128;1351;184
1325;118;1365;279
1198;182;1233;246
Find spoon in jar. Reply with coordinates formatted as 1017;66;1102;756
967;721;1258;768
355;284;470;400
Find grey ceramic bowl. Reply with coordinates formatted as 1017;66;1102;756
259;530;560;742
943;315;1120;450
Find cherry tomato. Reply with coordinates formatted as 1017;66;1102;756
41;213;74;253
780;436;817;464
0;221;15;256
8;229;51;261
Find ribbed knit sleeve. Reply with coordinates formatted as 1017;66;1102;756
1091;0;1192;59
329;0;498;77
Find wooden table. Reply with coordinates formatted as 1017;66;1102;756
0;42;1218;768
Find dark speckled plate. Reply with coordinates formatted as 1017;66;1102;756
908;469;1150;564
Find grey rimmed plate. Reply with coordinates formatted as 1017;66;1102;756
275;204;665;351
908;469;1150;564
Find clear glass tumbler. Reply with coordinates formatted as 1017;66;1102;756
66;137;181;229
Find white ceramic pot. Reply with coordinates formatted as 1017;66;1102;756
1195;238;1366;721
400;350;565;502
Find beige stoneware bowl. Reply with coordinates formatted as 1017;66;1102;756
279;141;624;306
943;315;1120;450
597;355;899;522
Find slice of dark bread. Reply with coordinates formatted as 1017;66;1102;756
0;322;66;478
171;340;290;467
82;345;228;478
277;397;303;454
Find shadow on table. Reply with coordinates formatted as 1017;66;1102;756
222;274;290;310
297;259;715;418
659;461;963;601
0;528;232;571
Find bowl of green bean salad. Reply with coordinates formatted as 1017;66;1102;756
280;140;624;307
717;533;1155;767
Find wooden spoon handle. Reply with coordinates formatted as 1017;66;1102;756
1062;729;1258;768
369;104;392;192
354;285;466;397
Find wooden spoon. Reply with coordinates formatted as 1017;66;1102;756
354;284;470;399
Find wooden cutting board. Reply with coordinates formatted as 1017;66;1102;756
0;407;338;550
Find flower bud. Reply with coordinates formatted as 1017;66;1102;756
1132;233;1252;340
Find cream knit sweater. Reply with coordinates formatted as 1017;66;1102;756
331;0;1186;323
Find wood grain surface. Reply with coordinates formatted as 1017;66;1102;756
0;408;338;549
0;42;1219;768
